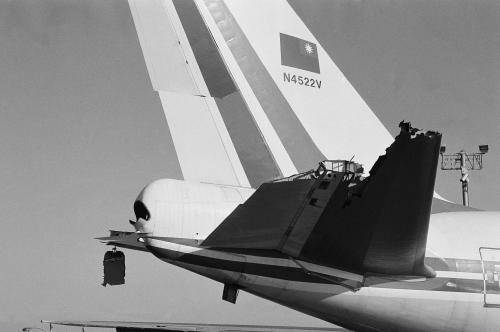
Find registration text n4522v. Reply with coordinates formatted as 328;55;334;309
283;72;322;89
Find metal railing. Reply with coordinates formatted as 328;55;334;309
272;160;363;183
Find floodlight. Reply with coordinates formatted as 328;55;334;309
479;145;489;154
440;144;488;207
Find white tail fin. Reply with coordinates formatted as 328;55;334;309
129;0;250;187
130;0;394;188
197;0;394;171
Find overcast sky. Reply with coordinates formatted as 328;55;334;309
1;0;499;331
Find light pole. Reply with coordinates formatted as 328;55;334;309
440;145;488;206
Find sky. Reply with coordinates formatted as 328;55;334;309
1;0;499;331
288;0;500;209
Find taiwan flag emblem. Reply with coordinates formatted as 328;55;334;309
280;33;320;74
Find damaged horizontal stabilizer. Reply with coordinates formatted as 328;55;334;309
299;122;441;277
203;122;441;278
96;230;149;252
202;179;322;249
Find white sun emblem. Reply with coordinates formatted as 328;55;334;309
304;43;314;54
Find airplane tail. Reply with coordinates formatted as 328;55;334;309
128;0;393;188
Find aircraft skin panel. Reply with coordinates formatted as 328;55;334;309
158;91;250;186
217;0;394;172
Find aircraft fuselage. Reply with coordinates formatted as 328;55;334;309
135;179;500;332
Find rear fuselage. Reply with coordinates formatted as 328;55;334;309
135;179;500;332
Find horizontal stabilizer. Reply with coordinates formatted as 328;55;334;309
203;179;317;248
202;166;348;249
203;122;441;278
96;230;149;252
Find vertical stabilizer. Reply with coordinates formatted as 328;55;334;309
197;0;394;174
129;0;436;193
129;0;251;187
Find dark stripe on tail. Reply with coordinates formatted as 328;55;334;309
148;245;328;284
205;0;326;173
172;0;281;186
148;244;495;294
